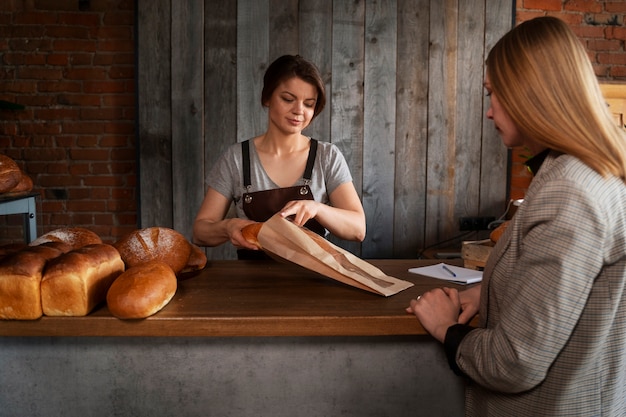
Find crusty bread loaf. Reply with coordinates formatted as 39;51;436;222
41;243;125;317
0;242;72;320
114;227;191;274
106;260;177;319
490;221;510;243
179;243;207;274
7;170;33;193
241;223;263;249
30;227;102;251
0;154;21;193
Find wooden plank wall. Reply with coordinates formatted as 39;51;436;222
137;0;514;260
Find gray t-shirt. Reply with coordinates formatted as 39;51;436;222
208;139;353;220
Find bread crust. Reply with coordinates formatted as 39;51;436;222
30;227;102;251
180;243;207;274
7;170;33;193
106;260;177;319
114;227;191;274
0;154;21;193
241;223;263;249
41;243;125;316
490;221;509;243
0;242;72;320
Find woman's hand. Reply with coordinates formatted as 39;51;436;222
458;284;481;324
277;182;366;242
279;200;320;227
406;287;462;343
227;218;260;250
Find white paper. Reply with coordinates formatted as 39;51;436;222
408;262;482;284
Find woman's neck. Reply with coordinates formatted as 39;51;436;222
255;131;309;155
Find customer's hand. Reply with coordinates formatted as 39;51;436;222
458;284;481;324
406;287;461;343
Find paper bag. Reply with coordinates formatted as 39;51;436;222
256;214;414;296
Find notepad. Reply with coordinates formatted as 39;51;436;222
408;262;483;284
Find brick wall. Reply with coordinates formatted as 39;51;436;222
0;0;135;244
510;0;626;200
0;1;624;245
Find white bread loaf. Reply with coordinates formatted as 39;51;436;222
30;227;102;251
106;260;177;319
41;243;125;317
114;227;191;274
0;242;72;320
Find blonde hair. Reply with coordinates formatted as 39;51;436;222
487;16;626;182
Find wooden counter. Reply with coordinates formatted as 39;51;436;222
0;259;473;337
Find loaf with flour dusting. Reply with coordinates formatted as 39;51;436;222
114;227;192;274
30;227;102;251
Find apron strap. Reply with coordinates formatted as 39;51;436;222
303;139;317;181
242;139;251;188
242;138;318;187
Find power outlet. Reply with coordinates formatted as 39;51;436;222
459;216;495;231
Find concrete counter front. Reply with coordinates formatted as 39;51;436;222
0;259;469;416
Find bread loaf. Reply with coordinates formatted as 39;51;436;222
114;227;191;274
0;242;28;261
41;243;125;316
180;243;207;274
241;223;263;249
489;221;510;243
0;242;72;320
106;260;177;319
0;154;21;193
7;170;33;193
30;227;102;251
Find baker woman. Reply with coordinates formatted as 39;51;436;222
192;54;366;259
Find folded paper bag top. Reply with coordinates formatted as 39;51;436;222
255;214;414;296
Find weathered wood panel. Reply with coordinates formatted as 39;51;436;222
362;0;397;258
394;0;430;258
454;0;486;224
171;0;204;241
137;0;172;229
300;0;333;141
137;0;514;260
203;0;238;261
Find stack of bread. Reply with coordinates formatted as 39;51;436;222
0;154;33;194
0;226;206;320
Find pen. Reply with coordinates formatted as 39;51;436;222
442;264;457;277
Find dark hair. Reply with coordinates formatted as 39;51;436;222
261;55;326;119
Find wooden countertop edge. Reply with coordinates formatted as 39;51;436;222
0;315;427;337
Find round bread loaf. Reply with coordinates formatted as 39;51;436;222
30;227;102;250
106;260;177;319
114;227;191;273
241;222;263;249
8;170;33;193
0;154;21;193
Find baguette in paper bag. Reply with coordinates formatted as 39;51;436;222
242;215;413;296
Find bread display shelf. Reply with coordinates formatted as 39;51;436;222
0;259;474;337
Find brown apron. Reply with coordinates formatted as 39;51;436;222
239;139;325;259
